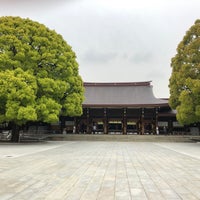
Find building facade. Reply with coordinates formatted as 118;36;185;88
60;81;190;135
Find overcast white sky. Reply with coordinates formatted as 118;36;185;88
0;0;200;97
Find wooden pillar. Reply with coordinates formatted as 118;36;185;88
155;108;159;135
141;108;145;135
123;108;127;134
86;108;90;133
168;120;173;135
74;117;77;134
103;108;108;134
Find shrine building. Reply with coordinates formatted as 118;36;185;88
61;81;184;135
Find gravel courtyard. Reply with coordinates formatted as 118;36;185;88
0;141;199;200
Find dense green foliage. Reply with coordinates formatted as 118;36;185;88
0;16;84;128
169;19;200;124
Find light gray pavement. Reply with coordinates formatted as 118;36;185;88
0;141;199;200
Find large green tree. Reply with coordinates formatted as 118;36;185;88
0;16;84;142
169;19;200;125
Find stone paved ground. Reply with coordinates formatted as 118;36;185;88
0;141;199;200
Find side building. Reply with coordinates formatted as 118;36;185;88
60;81;191;135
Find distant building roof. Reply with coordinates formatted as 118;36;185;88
83;81;169;108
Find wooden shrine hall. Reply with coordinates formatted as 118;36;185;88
62;81;177;135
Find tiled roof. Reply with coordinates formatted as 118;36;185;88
83;82;169;107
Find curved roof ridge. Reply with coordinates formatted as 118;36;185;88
83;81;168;107
84;81;152;87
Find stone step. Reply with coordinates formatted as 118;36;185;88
47;134;200;142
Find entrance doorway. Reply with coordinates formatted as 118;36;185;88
108;120;122;134
127;121;138;134
96;121;104;134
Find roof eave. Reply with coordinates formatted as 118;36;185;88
83;103;169;108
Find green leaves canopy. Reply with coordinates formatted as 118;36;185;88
169;19;200;124
0;16;84;125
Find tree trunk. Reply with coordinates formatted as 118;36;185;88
11;124;20;142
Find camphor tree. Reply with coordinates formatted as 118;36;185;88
0;16;84;142
169;19;200;125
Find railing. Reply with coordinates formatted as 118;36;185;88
19;131;48;142
0;130;12;141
